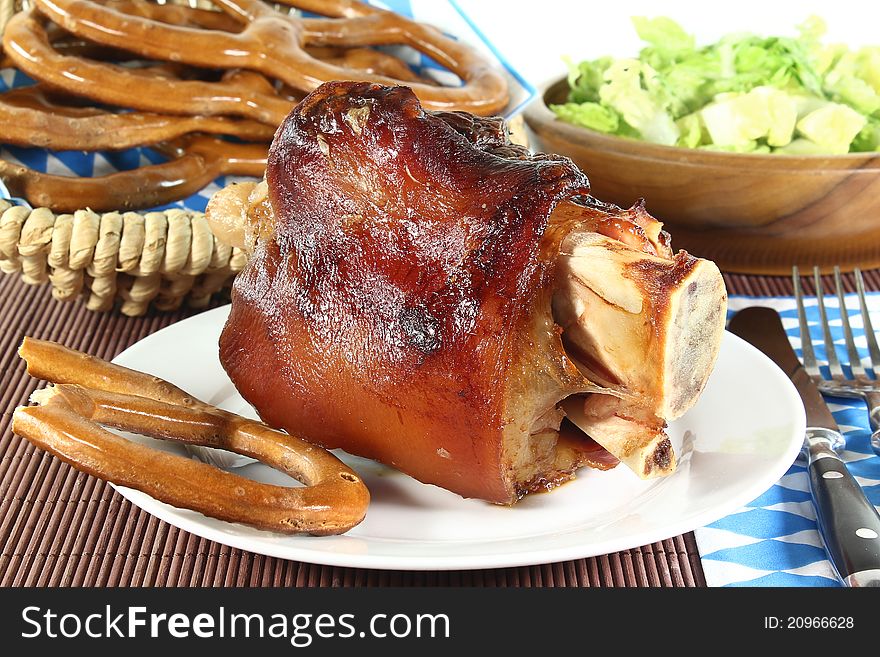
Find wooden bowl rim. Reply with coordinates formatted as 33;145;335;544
524;76;880;171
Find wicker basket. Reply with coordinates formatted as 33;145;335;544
0;0;252;315
0;202;248;315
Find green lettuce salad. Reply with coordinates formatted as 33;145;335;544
551;16;880;154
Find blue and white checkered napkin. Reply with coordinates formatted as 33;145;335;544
695;293;880;587
0;1;534;212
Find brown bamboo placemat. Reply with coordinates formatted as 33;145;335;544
5;270;877;587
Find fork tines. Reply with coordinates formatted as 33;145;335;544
792;266;880;386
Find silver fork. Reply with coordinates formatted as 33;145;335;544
793;266;880;456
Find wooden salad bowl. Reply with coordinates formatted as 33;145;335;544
524;77;880;275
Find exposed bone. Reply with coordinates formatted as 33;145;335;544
554;230;727;421
562;395;674;479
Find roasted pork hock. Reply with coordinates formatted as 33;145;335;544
207;81;727;504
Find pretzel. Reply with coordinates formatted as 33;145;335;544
0;136;267;212
307;45;434;85
101;0;243;32
12;337;370;535
11;1;240;64
1;0;508;211
3;11;295;125
0;84;275;150
28;0;509;115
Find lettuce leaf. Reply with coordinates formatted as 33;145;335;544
676;113;704;148
550;102;619;133
796;103;867;153
699;87;797;148
855;48;880;94
851;117;880;152
632;16;695;68
565;56;613;104
598;59;680;145
553;15;879;153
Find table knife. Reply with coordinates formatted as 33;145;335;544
729;306;880;587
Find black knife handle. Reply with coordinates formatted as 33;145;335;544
807;432;880;586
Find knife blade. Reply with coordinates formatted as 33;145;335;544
729;306;880;587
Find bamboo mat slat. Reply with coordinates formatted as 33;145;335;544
3;270;876;587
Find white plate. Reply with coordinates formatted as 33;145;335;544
111;305;805;570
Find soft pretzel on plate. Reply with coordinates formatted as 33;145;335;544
12;337;370;535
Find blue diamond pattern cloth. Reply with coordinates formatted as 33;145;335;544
695;293;880;587
0;0;534;212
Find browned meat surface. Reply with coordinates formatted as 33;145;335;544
210;81;727;504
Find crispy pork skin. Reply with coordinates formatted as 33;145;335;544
211;81;727;504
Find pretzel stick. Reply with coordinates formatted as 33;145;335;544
13;339;370;534
30;0;509;115
0;136;267;212
0;84;275;150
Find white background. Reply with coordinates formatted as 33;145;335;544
455;0;879;88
